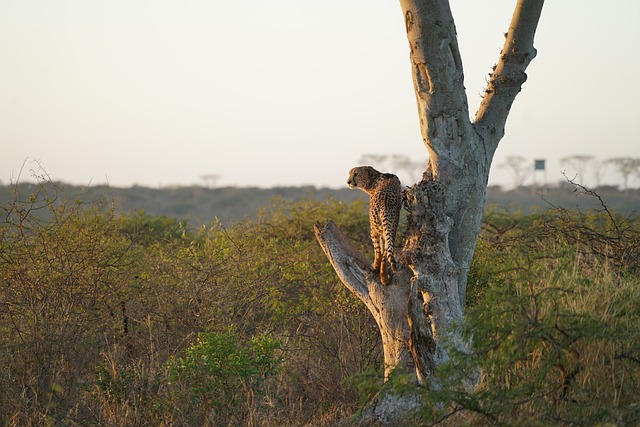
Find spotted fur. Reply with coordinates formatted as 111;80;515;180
347;166;402;285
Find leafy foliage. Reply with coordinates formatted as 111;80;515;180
419;207;640;426
164;330;281;425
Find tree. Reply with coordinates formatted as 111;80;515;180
607;157;640;194
499;155;531;190
561;154;594;185
359;153;426;183
591;158;608;188
200;173;221;188
315;0;545;423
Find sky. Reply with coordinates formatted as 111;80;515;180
1;1;639;189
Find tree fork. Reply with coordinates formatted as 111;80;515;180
315;0;545;424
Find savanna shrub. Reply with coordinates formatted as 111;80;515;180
0;181;135;425
0;178;380;426
164;330;282;426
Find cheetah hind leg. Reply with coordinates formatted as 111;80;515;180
388;255;397;273
372;249;383;273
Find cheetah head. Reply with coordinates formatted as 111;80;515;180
347;166;379;190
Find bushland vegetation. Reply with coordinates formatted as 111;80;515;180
1;180;638;226
0;179;638;426
411;195;640;425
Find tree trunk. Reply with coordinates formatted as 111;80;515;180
315;0;544;424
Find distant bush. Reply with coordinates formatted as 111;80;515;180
120;209;189;245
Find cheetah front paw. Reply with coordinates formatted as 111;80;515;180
380;262;392;285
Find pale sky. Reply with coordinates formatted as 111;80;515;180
1;1;639;189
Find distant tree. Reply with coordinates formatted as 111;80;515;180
359;153;389;166
200;173;221;188
561;154;594;185
359;153;426;183
607;157;640;194
498;155;531;189
591;159;607;188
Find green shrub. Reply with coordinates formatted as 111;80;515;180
120;209;190;245
459;264;640;425
164;330;281;426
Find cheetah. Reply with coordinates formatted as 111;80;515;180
347;166;402;285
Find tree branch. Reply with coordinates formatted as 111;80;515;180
399;0;474;172
315;220;419;382
313;220;373;302
474;0;545;153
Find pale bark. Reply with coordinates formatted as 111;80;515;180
401;0;544;307
315;0;544;424
314;220;415;380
